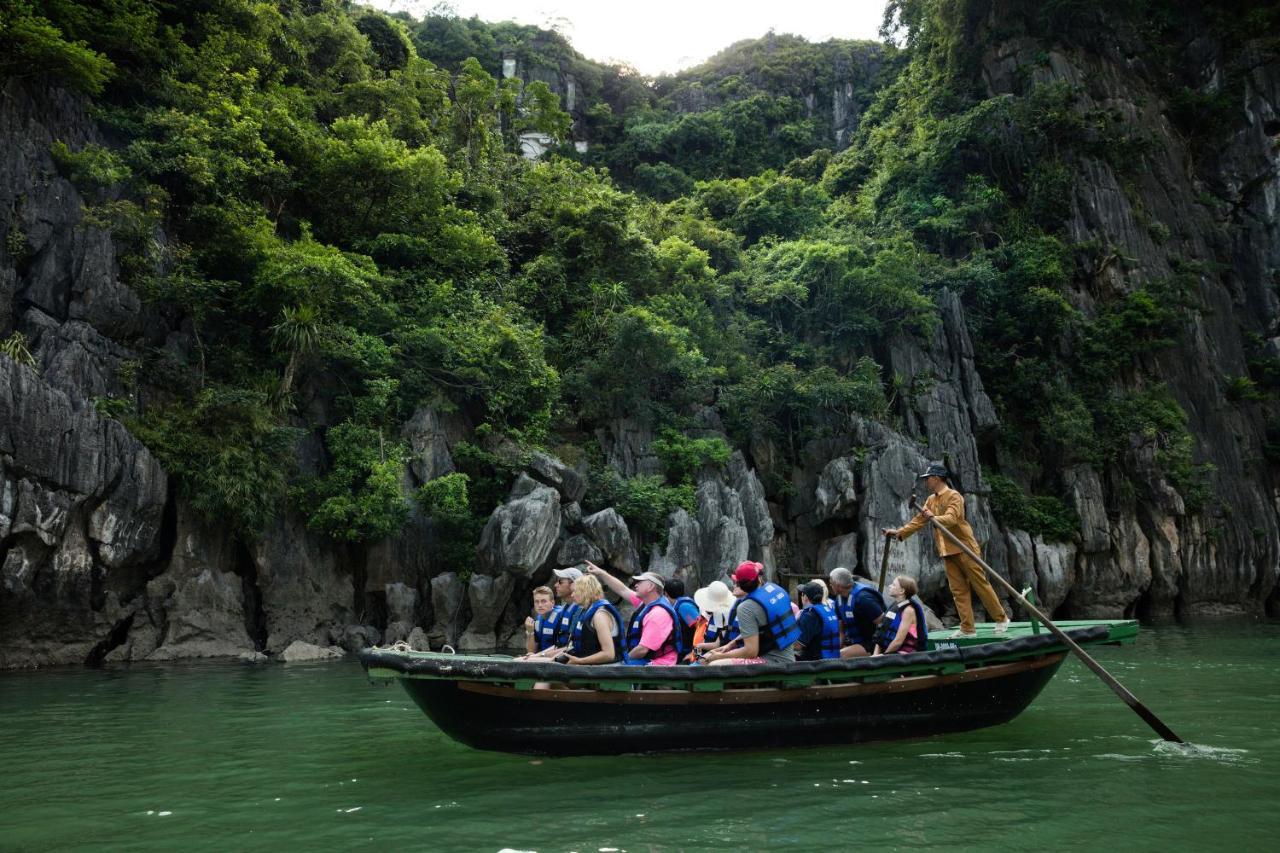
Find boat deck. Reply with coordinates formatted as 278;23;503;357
927;619;1139;648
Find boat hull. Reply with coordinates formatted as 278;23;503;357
398;653;1066;755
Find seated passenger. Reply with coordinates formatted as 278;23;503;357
664;577;701;662
523;586;558;655
564;575;623;665
828;566;887;658
873;575;929;655
704;562;799;666
794;581;840;661
587;562;681;665
689;580;735;661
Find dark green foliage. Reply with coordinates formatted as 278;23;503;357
986;472;1079;542
33;0;1261;560
131;386;300;536
294;421;408;542
416;472;482;569
587;471;696;541
1;1;115;95
651;431;732;484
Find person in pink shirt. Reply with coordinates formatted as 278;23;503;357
585;562;680;665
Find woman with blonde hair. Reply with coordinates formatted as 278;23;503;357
563;574;623;665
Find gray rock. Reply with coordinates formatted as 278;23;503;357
457;573;516;651
595;418;661;477
648;507;702;582
279;641;345;662
251;511;356;653
1064;465;1109;553
556;534;603;567
0;461;14;539
1070;513;1150;618
527;452;586;503
405;626;431;651
694;477;749;582
562;501;583;529
428;572;464;647
383;582;420;644
476;482;561;577
9;477;81;546
238;651;269;663
339;624;381;653
1033;537;1077;615
728;452;774;558
582;508;640;575
0;358;167;667
402;406;455;484
141;501;254;661
814;456;859;524
818;533;860;576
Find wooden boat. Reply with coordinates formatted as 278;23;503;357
358;620;1138;756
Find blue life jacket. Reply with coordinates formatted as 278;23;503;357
745;582;801;653
570;599;623;661
625;597;682;664
873;596;929;653
803;602;841;659
832;581;886;649
725;599;742;642
704;613;730;644
533;606;560;652
551;601;581;646
673;596;700;653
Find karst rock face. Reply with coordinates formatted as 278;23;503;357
3;9;1279;667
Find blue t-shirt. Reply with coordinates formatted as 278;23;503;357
796;608;824;660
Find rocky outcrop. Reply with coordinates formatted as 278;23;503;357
456;573;517;651
279;640;344;662
142;503;255;661
582;509;640;575
251;512;356;653
0;357;169;666
475;476;561;577
428;572;464;647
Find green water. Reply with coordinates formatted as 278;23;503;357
2;621;1278;852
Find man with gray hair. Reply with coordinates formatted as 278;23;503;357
827;566;886;657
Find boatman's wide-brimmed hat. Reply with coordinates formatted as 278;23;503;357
917;461;949;480
694;581;733;617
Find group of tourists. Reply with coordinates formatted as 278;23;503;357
518;460;1010;667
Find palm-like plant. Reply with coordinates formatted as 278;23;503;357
0;331;36;368
270;304;321;406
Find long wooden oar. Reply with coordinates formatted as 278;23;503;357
876;531;893;593
911;497;1183;743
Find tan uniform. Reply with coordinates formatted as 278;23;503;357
897;486;1007;633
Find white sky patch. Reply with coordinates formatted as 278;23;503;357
369;0;889;75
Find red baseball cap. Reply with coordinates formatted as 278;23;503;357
731;561;763;584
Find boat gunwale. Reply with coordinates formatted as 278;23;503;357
361;623;1129;691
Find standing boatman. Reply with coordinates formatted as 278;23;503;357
883;461;1009;638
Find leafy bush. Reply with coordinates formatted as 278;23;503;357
651;430;732;484
589;471;696;540
986;472;1079;541
131;386;301;536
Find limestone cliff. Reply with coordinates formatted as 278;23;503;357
3;7;1279;668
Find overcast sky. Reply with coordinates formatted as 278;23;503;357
370;1;890;76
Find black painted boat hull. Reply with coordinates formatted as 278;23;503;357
397;654;1066;755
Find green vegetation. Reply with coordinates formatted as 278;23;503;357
8;0;1269;564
